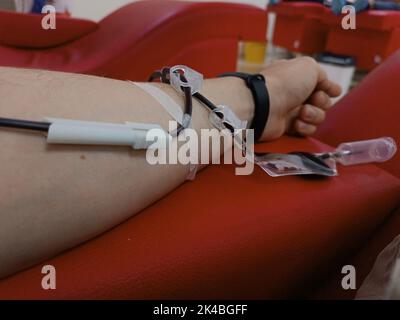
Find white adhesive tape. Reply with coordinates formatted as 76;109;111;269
133;82;185;125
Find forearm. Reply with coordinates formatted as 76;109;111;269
0;67;253;277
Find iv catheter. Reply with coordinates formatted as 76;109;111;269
0;65;248;159
0;66;199;150
0;65;397;176
0;116;170;150
0;65;245;152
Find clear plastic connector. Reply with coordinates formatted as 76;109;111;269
209;105;247;133
169;65;203;95
181;113;192;129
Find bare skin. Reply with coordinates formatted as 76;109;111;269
0;57;341;278
261;57;342;140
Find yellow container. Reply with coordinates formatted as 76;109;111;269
243;42;267;64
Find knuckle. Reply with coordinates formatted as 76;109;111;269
300;56;317;66
318;110;326;123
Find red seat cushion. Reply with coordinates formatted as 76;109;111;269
315;50;400;178
0;10;98;48
269;3;328;54
324;11;400;70
0;1;267;80
325;10;400;31
312;208;400;299
270;2;326;15
0;136;398;299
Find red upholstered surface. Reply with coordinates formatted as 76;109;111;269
0;10;98;48
311;208;400;299
324;11;400;71
269;2;325;15
324;10;400;30
308;51;400;299
269;3;328;53
315;50;400;179
270;3;400;70
0;0;267;80
0;3;399;300
0;136;398;299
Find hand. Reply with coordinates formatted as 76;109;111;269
259;57;342;141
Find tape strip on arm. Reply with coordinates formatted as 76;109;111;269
133;82;185;126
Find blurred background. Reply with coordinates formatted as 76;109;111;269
1;0;398;101
70;0;268;21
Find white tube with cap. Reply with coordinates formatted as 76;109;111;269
45;118;171;150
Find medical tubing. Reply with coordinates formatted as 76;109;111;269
0;117;50;132
149;68;195;136
0;67;221;135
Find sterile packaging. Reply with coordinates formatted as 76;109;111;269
255;152;337;177
255;137;397;177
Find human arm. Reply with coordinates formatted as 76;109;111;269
0;57;340;278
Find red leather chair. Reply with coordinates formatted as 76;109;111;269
0;0;267;80
324;10;400;71
312;207;400;299
0;48;399;299
268;2;328;54
269;2;400;71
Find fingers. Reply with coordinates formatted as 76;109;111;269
300;104;326;125
308;90;333;110
294;119;317;136
317;79;342;98
290;58;340;137
297;56;342;98
295;103;326;136
316;65;342;98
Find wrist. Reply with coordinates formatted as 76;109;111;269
202;77;255;123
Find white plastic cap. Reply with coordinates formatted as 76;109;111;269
45;118;171;150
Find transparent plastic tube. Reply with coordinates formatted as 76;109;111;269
336;137;397;166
